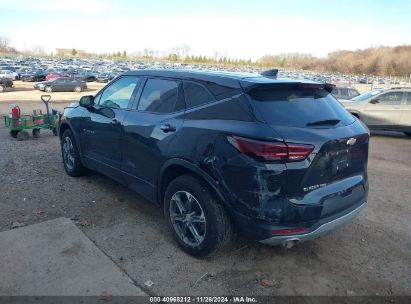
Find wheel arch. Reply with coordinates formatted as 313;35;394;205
59;122;87;167
158;159;229;209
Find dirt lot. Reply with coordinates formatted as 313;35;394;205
0;81;410;296
0;80;105;114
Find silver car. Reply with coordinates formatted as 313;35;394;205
341;88;411;137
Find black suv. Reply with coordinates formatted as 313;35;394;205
59;70;369;257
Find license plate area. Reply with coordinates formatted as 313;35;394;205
331;149;351;174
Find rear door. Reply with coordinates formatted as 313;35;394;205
62;78;74;91
121;77;185;201
362;91;403;127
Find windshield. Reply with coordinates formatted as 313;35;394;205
351;90;383;102
248;86;355;128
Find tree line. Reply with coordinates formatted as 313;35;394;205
258;46;411;77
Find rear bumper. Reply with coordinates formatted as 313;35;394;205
260;201;366;246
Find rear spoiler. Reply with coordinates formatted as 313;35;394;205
241;81;335;94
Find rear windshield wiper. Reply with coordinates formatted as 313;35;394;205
306;119;341;126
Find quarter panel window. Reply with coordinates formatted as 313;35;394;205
349;89;360;98
99;77;141;109
183;81;214;108
138;79;180;113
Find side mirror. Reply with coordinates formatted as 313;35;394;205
79;95;95;108
370;98;380;104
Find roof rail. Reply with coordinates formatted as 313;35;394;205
260;69;279;78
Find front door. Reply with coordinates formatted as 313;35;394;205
80;76;142;182
52;78;66;91
399;92;411;129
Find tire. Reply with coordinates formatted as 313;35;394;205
32;129;40;138
164;175;232;257
10;130;19;138
17;130;30;141
0;85;4;93
61;129;87;177
405;132;411;137
45;86;52;93
74;86;82;92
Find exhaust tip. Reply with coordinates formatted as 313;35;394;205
282;239;299;249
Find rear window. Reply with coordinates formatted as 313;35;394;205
248;86;355;127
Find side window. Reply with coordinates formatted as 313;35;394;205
183;81;214;108
99;77;140;109
407;92;411;105
376;92;403;105
340;88;349;98
138;78;180;113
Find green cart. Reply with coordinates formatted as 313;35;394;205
3;95;59;140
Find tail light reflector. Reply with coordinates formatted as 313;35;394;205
228;136;313;162
271;227;307;235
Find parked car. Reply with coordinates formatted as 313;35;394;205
96;73;115;83
59;70;370;257
34;77;87;92
332;86;360;100
1;66;20;80
342;88;411;136
74;73;97;82
45;73;70;81
0;77;14;92
0;69;18;80
21;70;47;82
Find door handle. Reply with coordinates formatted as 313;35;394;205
160;124;176;132
111;119;121;125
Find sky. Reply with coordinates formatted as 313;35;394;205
1;0;411;60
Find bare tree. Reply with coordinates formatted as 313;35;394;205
172;43;191;59
0;36;10;50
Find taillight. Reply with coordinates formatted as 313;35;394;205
227;136;313;162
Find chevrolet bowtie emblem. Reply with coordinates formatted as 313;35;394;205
346;138;357;146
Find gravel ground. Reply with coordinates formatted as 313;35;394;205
0;82;410;296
